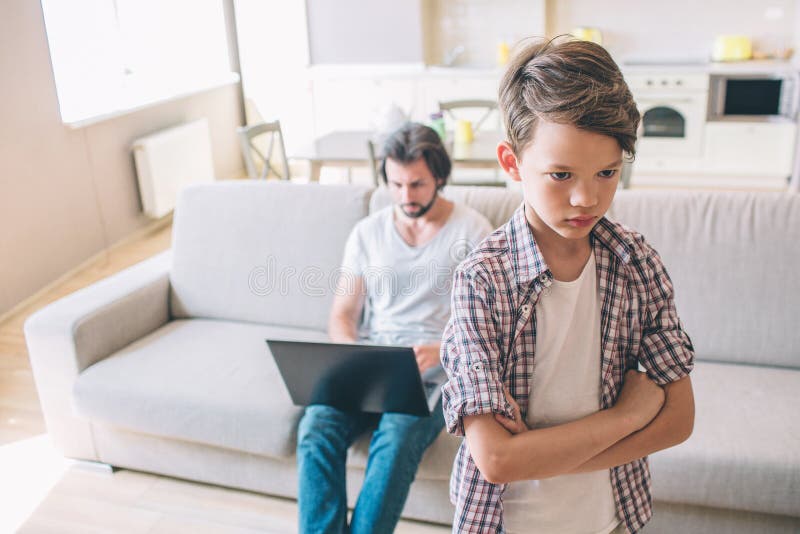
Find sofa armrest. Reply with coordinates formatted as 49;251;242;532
23;251;172;460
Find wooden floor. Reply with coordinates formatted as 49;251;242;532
0;220;448;533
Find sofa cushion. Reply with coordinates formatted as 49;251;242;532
369;185;523;230
72;319;328;459
608;190;800;369
170;182;372;331
650;360;800;517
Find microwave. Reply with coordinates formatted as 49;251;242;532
708;73;799;122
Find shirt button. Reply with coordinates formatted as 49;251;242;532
471;362;483;372
521;304;531;314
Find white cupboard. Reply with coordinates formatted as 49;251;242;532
704;122;796;177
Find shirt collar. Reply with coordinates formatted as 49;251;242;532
506;203;631;288
591;217;632;265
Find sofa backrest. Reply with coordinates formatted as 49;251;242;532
171;182;798;367
369;185;523;228
609;190;800;368
375;186;799;368
170;182;372;331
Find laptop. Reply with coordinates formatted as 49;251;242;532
266;339;434;416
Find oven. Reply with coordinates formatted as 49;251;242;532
626;72;709;160
708;73;799;122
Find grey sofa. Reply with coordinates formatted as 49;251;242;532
25;182;800;532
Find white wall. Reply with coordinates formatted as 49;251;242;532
425;0;546;67
0;0;245;317
306;0;424;64
411;0;799;67
547;0;796;63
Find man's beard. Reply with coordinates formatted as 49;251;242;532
400;191;438;219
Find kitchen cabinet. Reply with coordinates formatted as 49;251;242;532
703;122;796;178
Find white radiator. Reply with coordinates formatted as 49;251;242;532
132;118;215;218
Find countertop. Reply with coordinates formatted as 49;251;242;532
308;59;800;80
307;63;504;79
621;59;800;75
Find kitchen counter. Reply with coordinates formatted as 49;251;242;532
707;59;800;74
307;63;503;80
622;59;799;75
309;58;800;81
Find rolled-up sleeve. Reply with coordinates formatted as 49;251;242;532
638;244;695;385
441;265;509;437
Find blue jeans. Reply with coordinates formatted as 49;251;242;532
296;402;445;534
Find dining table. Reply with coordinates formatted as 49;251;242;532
292;129;504;183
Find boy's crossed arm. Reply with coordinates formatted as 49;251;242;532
448;261;695;485
568;375;693;473
464;369;670;484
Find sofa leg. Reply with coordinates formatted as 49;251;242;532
73;459;116;474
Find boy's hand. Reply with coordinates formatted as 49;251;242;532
494;386;528;434
613;369;665;431
413;344;440;373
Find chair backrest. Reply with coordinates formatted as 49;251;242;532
619;159;633;189
439;99;499;131
366;139;380;186
618;139;640;190
368;136;504;188
237;121;290;180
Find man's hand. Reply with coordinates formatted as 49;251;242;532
494;386;528;434
328;276;366;343
612;369;665;431
412;343;441;373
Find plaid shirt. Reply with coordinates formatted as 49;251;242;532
441;204;694;534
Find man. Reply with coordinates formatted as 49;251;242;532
296;122;492;534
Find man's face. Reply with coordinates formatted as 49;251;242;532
507;120;623;243
385;157;441;219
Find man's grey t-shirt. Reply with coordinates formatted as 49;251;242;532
341;202;492;349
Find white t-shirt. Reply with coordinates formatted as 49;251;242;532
503;252;620;534
341;201;492;348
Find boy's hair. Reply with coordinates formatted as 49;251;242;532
499;36;640;157
380;122;451;189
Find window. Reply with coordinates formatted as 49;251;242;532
41;0;235;126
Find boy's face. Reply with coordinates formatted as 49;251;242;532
498;120;623;245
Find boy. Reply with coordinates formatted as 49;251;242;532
440;38;695;533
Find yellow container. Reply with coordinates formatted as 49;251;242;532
712;35;752;61
454;120;474;144
571;27;603;45
497;41;510;66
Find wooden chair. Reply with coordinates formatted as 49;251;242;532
619;139;640;189
237;121;290;180
367;139;381;187
439;99;504;186
438;99;499;131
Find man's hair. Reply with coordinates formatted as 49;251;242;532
499;36;640;157
380;122;451;188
